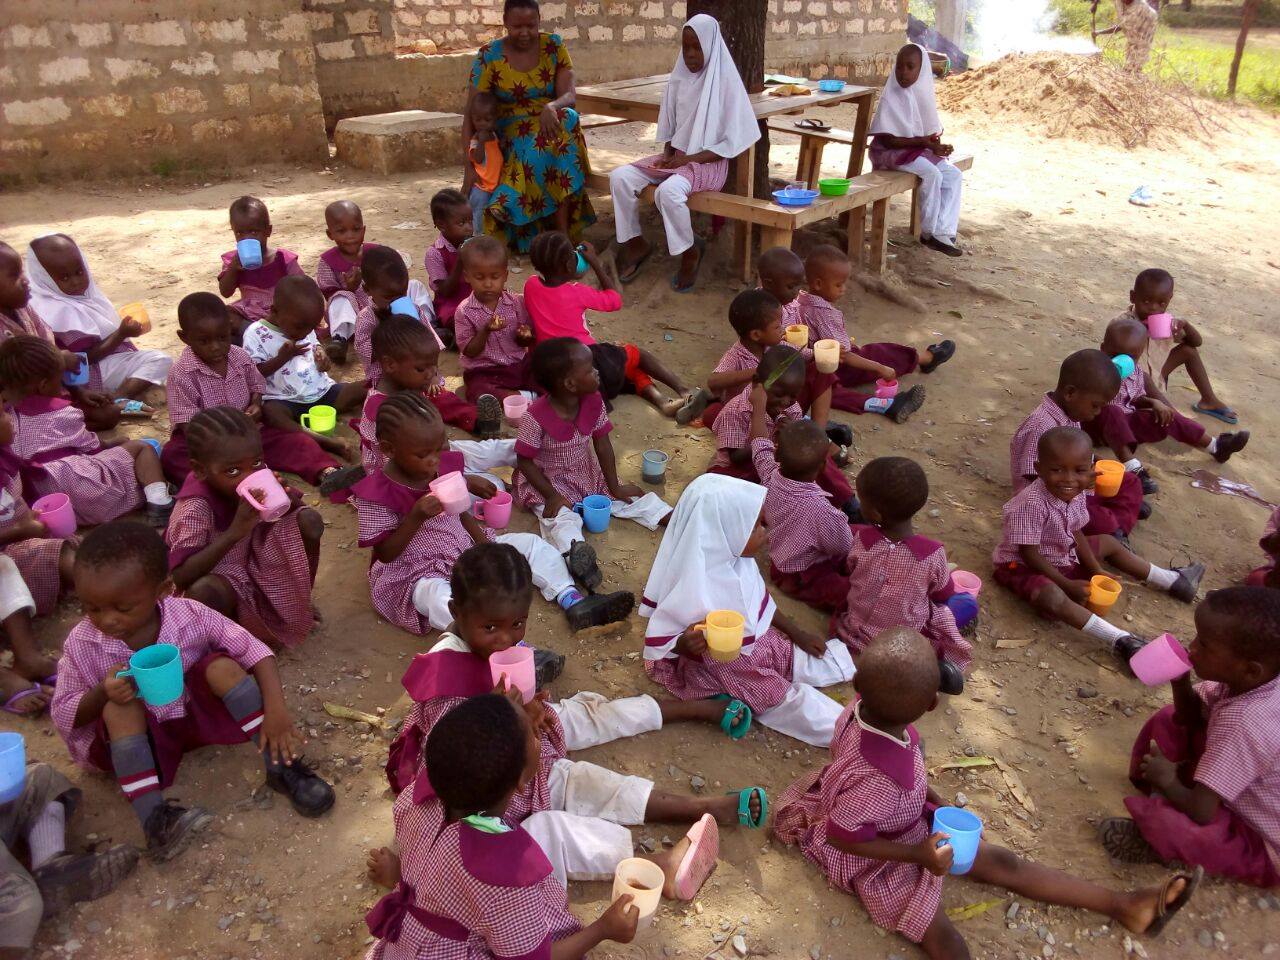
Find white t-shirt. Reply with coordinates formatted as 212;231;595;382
241;320;335;404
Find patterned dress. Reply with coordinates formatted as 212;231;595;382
0;461;65;615
512;393;611;509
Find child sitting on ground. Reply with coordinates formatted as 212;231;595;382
993;426;1203;669
514;338;673;586
453;235;536;403
314;200;375;364
218;196;305;340
165;407;323;650
163;292;353;494
834;456;972;695
49;522;333;862
424;188;474;332
0;555;56;716
353;393;633;634
463;92;503;235
642;474;856;747
1247;505;1280;589
0;336;173;527
1011;349;1146;540
1101;587;1280;886
774;627;1201;958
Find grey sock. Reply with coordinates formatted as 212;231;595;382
109;734;164;825
220;675;280;773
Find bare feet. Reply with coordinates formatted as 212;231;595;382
659;398;684;418
672;245;701;291
318;436;355;461
0;667;51;715
617;238;652;281
1115;874;1191;935
12;649;58;683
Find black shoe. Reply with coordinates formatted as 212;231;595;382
318;463;366;496
919;339;956;374
564;540;603;590
887;385;926;424
938;660;965;695
434;324;456;351
143;801;213;862
323;336;350;365
145;500;174;530
675;387;712;426
1138;469;1158;495
825;422;854;448
1137;499;1152;520
923;235;963;257
266;758;335;818
1169;561;1206;603
1113;529;1131;551
1212;430;1250;463
1113;634;1147;675
475;394;501;439
532;648;565;689
565;590;635;631
33;844;140;915
840;497;864;525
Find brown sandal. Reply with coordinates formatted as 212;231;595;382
1144;865;1203;938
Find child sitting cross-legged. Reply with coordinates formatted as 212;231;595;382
423;188;474;332
453;234;536;403
353;393;634;634
834;456;972;695
165;407;323;650
774;627;1202;959
49;522;333;862
993;426;1204;671
218;195;305;341
314;199;374;365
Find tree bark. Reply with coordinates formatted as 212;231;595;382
1227;0;1261;97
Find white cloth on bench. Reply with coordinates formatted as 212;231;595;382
899;155;963;244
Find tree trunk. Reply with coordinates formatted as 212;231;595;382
1228;0;1261;97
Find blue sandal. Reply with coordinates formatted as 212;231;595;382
710;694;753;740
1192;402;1238;425
728;786;768;828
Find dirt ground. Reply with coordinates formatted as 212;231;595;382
3;65;1280;960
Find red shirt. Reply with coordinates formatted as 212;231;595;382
522;277;622;345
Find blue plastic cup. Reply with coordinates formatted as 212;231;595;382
574;494;612;533
389;295;418;319
932;806;983;875
945;592;979;631
574;245;589;277
0;732;25;804
236;238;263;270
116;643;184;707
140;438;163;458
641;449;669;483
62;352;89;387
1112;354;1135;379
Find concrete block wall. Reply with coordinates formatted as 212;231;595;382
769;0;909;84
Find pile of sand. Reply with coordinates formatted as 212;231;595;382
937;52;1216;149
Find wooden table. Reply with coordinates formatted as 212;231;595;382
576;75;875;278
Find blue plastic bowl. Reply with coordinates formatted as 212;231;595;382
772;188;820;208
818;79;846;93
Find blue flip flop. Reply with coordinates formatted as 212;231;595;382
1192;402;1238;425
710;694;753;740
727;786;768;828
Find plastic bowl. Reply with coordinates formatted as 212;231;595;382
772;188;820;208
818;79;846;93
818;178;852;196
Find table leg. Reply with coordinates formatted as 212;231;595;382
760;225;794;254
795;139;811;185
868;198;889;274
910;184;923;239
731;148;755;281
847;205;866;267
846;94;872;179
807;144;826;188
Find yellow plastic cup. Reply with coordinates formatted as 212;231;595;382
118;302;150;334
698;609;745;663
300;404;337;435
1086;575;1122;616
784;324;809;348
813;339;840;374
1094;460;1125;498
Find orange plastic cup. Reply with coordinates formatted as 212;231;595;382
697;610;745;663
784;324;809;348
119;302;150;334
1086;575;1122;616
1094;460;1124;498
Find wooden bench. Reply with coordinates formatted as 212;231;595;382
579;114;633;130
765;117;871;185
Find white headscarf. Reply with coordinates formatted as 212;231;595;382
869;42;941;139
640;474;775;660
655;14;760;159
25;235;121;339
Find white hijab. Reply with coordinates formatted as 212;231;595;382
25;235;121;338
655;14;760;159
640;474;775;660
869;43;941;139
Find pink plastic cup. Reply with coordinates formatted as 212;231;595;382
489;646;536;702
31;493;76;538
1145;312;1174;339
428;471;471;516
950;570;983;596
875;378;899;399
1130;632;1192;686
236;469;290;522
474;491;513;529
503;395;530;423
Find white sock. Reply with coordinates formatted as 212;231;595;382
1146;565;1179;590
1123;458;1142;472
864;397;892;415
143;482;172;507
27;800;66;869
1206;436;1219;455
1082;614;1128;648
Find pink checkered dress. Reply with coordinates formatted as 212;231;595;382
774;699;942;943
1113;367;1146;415
712;341;762;403
993;479;1089;567
390;784;447;888
315;245;375;301
50;596;273;768
834;526;971;670
9;397;142;525
219;248;304;323
453;291;529;372
0;305;56;345
778;296;802;328
166;346;266;430
645;622;797;713
752;439;851;573
512;393;612;509
1009;394;1076;492
631;153;729;193
354;302;443;384
798;291;852;351
711;389;801;470
0;468;64;615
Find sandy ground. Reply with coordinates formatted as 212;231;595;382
2;72;1280;960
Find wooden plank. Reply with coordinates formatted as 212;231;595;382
847;206;865;266
868;198;889;274
848;91;873;178
759;225;793;253
731;147;755;280
579;114;632;129
765;119;859;146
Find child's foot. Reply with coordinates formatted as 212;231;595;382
1112;634;1148;675
475;394;501;439
11;650;58;684
938;660;965;695
318;437;356;461
0;669;50;715
1115;866;1202;938
564;541;603;590
825;422;854;448
266;758;335;818
1212;430;1250;463
145;501;174;530
33;844;140;915
711;786;767;828
318;463;366;496
1137;469;1158;495
887;385;926;424
1138;500;1153;520
1167;561;1206;603
1191;401;1238;425
366;846;401;889
324;336;350;365
565;590;635;631
676;388;712;426
532;648;566;688
144;801;214;862
919;339;956;373
657;814;719;900
1097;817;1160;864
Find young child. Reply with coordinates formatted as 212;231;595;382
362;695;644;959
1102;587;1280;886
774;627;1201;958
423;188;473;330
1089;316;1249;492
834;456;972;694
452;235;536;403
353;246;451;387
165;407;323;650
242;275;366;464
314;199;375;364
463;91;503;235
641;473;856;747
993;426;1204;669
0;336;173;527
49;521;333;861
163;291;352;494
869;43;965;256
1248;505;1280;589
525;231;702;420
218;195;304;339
514;338;673;584
26;233;172;404
353;392;634;634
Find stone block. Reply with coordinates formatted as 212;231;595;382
560;25;580;39
193;19;247;43
542;2;567;17
306;12;336;32
171;52;218;77
345;9;382;35
38;57;91;85
224;83;251;108
639;0;664;17
249;113;293;138
335;110;463;175
771;19;792;33
193;118;244;143
153;87;207;115
797;19;818;35
809;0;828;13
869;17;885;31
123;21;186;47
265;13;311;42
849;18;865;32
480;8;504;26
83;94;133;118
0;66;14;87
783;0;802;12
232;50;282;74
69;130;109;151
832;0;852;11
397;10;422;28
316;39;356;61
622;24;646;41
588;25;613;41
68;23;112;47
575;3;600;16
3;97;70;126
424;10;451;25
3;25;52;48
653;23;677;39
105;57;160;82
0;139;44;157
672;1;686;18
361;35;395;57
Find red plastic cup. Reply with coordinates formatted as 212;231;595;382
875;378;899;399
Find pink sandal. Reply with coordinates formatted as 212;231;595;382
672;813;719;900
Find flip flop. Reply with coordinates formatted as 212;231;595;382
43;673;56;688
670;239;707;294
795;118;830;131
114;399;154;419
672;813;719;900
618;248;653;284
1144;865;1203;938
676;387;712;426
710;694;753;740
2;683;49;715
1192;402;1238;425
727;786;768;829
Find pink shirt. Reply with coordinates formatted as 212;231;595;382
1113;367;1146;414
710;389;801;470
711;341;762;403
993;479;1089;567
512;394;612;508
522;277;622;345
1009;394;1077;492
166;346;266;429
751;438;851;573
453;291;529;371
797;291;851;350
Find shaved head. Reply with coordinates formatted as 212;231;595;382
855;628;939;725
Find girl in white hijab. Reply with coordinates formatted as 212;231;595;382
610;14;760;292
869;43;964;257
26;235;171;406
641;474;855;747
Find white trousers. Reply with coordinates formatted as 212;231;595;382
756;640;856;747
0;555;35;621
610;165;697;256
100;349;172;392
410;532;574;630
522;810;634;886
900;156;963;243
327;278;431;340
535;495;672;554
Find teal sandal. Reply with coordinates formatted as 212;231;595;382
728;786;768;828
710;694;753;740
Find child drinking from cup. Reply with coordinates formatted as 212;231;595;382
218;196;304;340
424;188;474;331
774;627;1202;958
49;521;333;862
641;474;856;747
165;407;323;650
453;235;536;403
463;91;503;235
353;393;634;634
993;427;1204;670
353;244;450;375
1101;587;1280;886
0;336;174;528
315;200;375;364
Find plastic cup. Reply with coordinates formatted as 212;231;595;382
1145;312;1174;339
875;378;899;399
300;404;337;435
945;592;979;632
489;646;536;702
574;246;589;277
236;238;263;270
1087;575;1122;616
574;494;612;533
1112;354;1135;380
611;858;664;929
236;468;291;522
118;302;151;334
698;609;745;663
140;438;163;458
1094;460;1125;498
116;643;184;707
813;339;840;374
474;491;513;530
0;732;25;804
641;449;669;483
784;324;809;348
932;806;983;875
950;570;982;596
1130;632;1192;686
503;395;530;423
428;471;471;516
31;493;76;539
389;295;418;319
62;352;89;387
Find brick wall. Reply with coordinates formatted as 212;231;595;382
0;0;329;181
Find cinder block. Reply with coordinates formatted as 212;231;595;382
193;118;244;143
123;21;186;47
38;57;91;85
264;13;311;42
171;52;218;77
809;1;828;13
315;39;356;61
83;94;133;118
68;23;112;47
588;25;613;41
194;19;248;43
361;36;396;57
3;97;70;126
622;24;646;42
335;110;463;176
345;10;382;35
105;58;160;82
231;50;282;74
153;87;207;115
3;25;52;48
224;83;251;108
542;2;567;17
639;1;664;18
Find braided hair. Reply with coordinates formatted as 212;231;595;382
528;230;575;279
0;335;61;392
451;543;533;613
185;406;261;466
430;188;469;225
371;314;438;365
426;694;527;814
375;390;441;442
